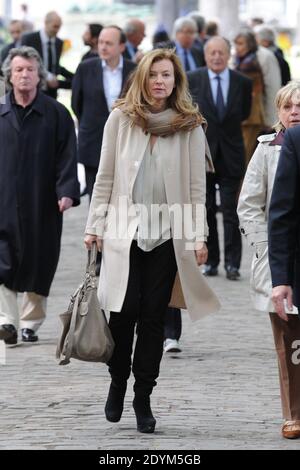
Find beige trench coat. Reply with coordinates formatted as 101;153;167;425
237;133;297;314
85;109;220;321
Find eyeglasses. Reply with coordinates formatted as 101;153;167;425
179;30;196;36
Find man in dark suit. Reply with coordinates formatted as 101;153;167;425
188;36;252;280
173;16;205;73
187;11;208;53
21;11;73;99
269;127;300;320
0;20;24;64
268;126;300;440
123;18;145;63
72;25;136;200
81;23;103;62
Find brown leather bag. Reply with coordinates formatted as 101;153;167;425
56;243;114;365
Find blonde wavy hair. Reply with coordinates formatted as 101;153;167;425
114;48;205;132
274;81;300;132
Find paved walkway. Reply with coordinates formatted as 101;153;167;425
0;198;299;450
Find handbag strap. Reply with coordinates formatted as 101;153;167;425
59;289;81;365
86;242;98;277
59;243;98;364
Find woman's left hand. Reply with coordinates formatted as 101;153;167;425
195;241;208;266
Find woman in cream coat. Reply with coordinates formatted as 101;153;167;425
84;48;220;434
238;81;300;439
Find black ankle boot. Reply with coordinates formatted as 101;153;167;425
133;395;156;433
105;382;127;422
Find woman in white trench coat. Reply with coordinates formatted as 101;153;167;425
238;81;300;439
84;49;220;434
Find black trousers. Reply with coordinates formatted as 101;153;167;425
84;165;98;202
108;239;177;396
85;165;102;266
206;173;242;270
164;307;182;341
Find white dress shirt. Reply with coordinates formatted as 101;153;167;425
175;42;197;72
133;138;171;252
39;29;57;79
102;56;123;111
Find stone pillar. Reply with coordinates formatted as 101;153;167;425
156;0;180;35
4;0;12;20
0;0;12;20
296;3;300;45
200;0;240;38
156;0;200;35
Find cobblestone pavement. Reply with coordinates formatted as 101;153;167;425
0;198;299;450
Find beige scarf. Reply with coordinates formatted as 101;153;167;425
144;108;187;136
143;109;214;173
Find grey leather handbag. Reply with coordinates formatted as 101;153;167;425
56;243;114;365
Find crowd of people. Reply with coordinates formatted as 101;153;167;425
0;9;299;438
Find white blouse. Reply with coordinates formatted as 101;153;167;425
132;138;172;251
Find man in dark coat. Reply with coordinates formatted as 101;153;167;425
173;17;205;73
188;36;252;280
21;11;73;99
123;18;145;63
0;46;80;345
72;25;136;200
269;126;300;320
81;23;103;62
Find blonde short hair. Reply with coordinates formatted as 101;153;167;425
274;81;300;132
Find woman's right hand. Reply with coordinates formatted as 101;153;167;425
84;234;103;252
271;285;293;322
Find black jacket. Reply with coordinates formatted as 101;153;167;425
154;41;205;69
71;57;136;168
188;67;252;178
273;47;291;86
176;45;205;69
21;31;74;98
268;127;300;307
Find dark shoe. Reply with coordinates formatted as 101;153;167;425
21;328;38;342
282;420;300;439
0;324;17;345
105;381;127;422
202;264;218;276
226;266;240;281
133;395;156;434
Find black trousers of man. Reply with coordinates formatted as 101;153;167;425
164;307;182;341
206;173;242;270
84;165;98;201
85;165;102;269
108;239;177;396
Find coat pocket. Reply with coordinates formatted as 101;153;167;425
250;241;272;298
